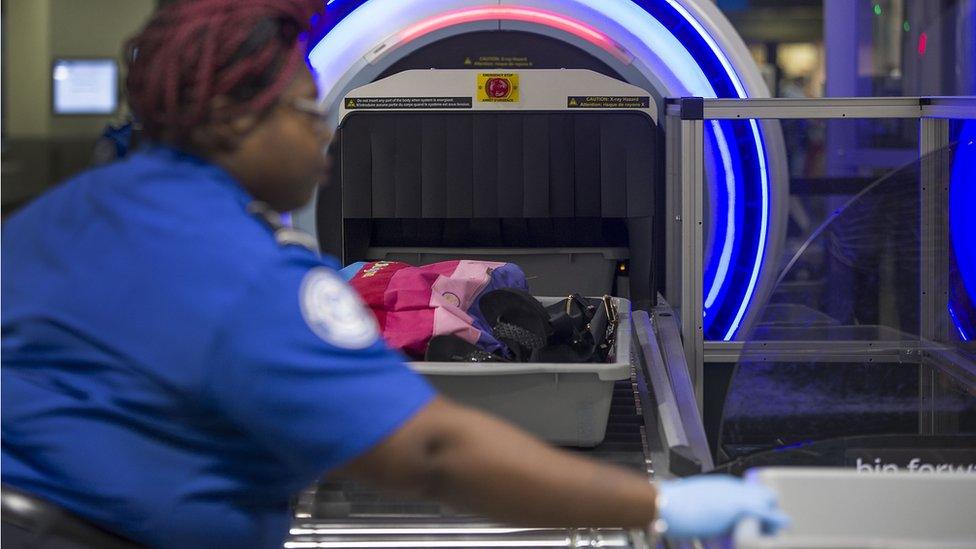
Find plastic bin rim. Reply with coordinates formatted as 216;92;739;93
411;361;632;381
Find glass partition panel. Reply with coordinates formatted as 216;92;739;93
702;118;922;341
713;122;976;466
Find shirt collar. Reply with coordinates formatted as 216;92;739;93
142;144;254;204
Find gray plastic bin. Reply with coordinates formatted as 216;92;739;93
366;247;628;298
409;297;632;447
736;468;976;548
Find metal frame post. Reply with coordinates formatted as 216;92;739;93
677;98;705;411
919;116;953;435
665;109;683;309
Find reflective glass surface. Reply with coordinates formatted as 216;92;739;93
713;124;976;466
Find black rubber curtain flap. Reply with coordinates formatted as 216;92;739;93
340;111;655;220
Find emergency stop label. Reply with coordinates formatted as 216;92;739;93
567;96;650;109
344;97;472;110
477;73;520;103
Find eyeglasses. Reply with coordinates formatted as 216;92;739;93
285;97;329;124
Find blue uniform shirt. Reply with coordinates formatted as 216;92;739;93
1;146;436;548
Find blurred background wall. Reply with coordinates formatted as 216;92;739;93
2;0;155;214
2;0;974;215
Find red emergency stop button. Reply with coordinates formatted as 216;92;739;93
486;77;511;99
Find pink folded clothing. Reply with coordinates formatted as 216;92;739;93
348;260;528;358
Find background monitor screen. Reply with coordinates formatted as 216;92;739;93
52;59;118;115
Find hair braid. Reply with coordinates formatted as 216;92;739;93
124;0;323;143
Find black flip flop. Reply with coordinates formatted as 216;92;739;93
479;289;553;361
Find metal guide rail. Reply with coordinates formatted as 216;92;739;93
286;353;659;549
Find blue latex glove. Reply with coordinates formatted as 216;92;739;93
655;475;790;539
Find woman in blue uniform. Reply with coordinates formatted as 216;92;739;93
1;1;787;547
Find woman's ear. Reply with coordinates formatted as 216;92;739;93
193;96;261;152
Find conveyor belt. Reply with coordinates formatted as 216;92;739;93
287;370;655;549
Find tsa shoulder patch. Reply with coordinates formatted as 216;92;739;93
299;267;379;349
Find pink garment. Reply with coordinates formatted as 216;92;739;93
349;260;515;358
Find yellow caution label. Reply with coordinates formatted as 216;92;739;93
567;96;650;109
345;98;357;109
477;73;520;103
466;55;534;68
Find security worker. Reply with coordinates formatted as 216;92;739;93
1;1;788;547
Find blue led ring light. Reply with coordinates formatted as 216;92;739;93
949;121;976;341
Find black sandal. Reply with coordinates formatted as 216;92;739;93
479;289;553;362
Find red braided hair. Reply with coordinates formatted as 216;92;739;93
125;0;323;143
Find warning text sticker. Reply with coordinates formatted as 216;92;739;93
345;97;472;110
567;96;650;109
